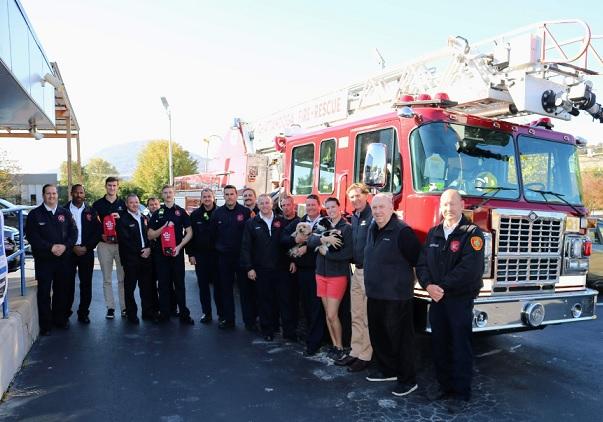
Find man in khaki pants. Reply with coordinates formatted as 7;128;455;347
336;183;373;372
92;177;127;319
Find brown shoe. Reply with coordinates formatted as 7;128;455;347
347;358;370;372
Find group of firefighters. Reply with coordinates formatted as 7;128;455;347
25;176;484;402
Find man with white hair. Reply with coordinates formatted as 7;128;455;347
363;193;421;397
416;189;485;403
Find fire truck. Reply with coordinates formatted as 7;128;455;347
178;20;602;332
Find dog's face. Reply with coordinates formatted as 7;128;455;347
294;222;313;237
314;217;333;233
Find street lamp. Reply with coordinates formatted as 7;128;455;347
202;138;210;172
160;96;173;185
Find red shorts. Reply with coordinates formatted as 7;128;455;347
316;274;348;300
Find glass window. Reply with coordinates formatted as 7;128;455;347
318;139;336;193
354;128;402;193
291;144;314;195
518;136;583;205
409;122;519;199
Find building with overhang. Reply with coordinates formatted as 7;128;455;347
1;0;80;190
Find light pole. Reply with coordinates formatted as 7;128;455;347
160;96;173;185
202;138;210;172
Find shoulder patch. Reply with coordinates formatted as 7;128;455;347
470;236;483;251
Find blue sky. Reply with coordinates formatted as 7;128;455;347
3;0;603;172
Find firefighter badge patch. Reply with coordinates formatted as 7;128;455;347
470;236;483;251
57;214;65;223
237;214;244;222
86;213;92;222
175;210;181;217
450;240;461;252
273;221;281;228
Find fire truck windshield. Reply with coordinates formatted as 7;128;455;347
518;136;583;206
410;122;519;198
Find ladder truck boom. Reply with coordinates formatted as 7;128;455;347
249;20;602;151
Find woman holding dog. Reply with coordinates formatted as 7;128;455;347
307;197;353;362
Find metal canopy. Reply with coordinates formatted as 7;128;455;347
0;62;79;138
0;62;82;190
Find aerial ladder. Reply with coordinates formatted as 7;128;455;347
245;20;602;153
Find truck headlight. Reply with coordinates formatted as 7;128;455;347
483;232;493;278
563;234;590;275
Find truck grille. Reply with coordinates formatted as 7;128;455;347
495;256;561;285
497;215;563;254
493;210;564;287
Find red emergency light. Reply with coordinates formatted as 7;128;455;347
583;240;592;257
274;136;287;152
529;117;554;129
393;92;457;109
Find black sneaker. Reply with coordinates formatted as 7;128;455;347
303;347;319;357
283;334;298;342
335;354;356;367
392;382;418;397
219;320;235;330
106;308;115;320
121;309;127;318
200;314;212;324
128;316;140;325
180;315;195;325
326;346;339;359
333;350;351;365
366;371;397;382
347;358;370;372
77;315;91;324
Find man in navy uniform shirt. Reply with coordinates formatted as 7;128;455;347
148;185;194;325
209;185;253;330
117;194;154;324
416;189;485;403
26;184;77;335
187;188;219;324
240;194;294;341
65;184;101;324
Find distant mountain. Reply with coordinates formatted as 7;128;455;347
87;140;205;180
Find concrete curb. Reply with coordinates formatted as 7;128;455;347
0;288;38;396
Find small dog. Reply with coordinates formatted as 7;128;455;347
314;217;343;255
288;222;313;258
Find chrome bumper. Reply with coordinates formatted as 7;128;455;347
423;289;598;332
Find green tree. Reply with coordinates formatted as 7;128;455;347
583;170;603;212
59;161;86;187
85;157;119;202
0;149;20;199
119;180;146;201
132;140;198;197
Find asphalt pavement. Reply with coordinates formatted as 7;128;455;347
0;259;602;421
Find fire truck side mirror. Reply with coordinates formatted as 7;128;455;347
362;143;388;189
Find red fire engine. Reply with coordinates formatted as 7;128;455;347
177;20;602;332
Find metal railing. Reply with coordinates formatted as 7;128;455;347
2;206;33;318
